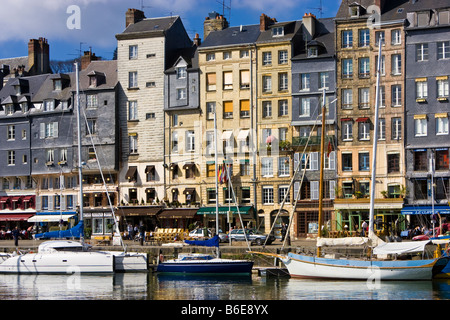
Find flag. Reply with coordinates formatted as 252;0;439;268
327;140;333;158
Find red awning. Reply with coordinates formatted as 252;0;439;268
356;117;370;122
10;197;22;202
0;214;34;221
340;118;352;122
22;196;34;202
0;197;9;203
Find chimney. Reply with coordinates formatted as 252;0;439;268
81;49;99;70
28;37;50;76
374;0;386;10
302;13;317;41
126;8;146;28
203;11;229;39
193;33;201;46
260;13;277;31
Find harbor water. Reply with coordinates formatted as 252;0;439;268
0;272;448;300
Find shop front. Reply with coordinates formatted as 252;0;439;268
157;208;199;229
116;206;162;233
196;206;255;232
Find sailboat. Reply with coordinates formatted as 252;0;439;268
252;41;449;280
0;63;147;274
156;108;254;275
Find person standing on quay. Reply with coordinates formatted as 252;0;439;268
12;226;20;249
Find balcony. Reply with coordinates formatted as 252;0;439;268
292;136;335;147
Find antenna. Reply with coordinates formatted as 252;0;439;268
140;0;152;13
308;0;323;18
216;0;231;25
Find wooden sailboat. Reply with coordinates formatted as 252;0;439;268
252;40;448;280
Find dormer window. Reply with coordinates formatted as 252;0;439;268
307;46;318;58
21;103;28;113
89;76;97;87
14;85;21;96
349;3;365;17
43;100;55;112
272;27;284;37
417;12;430;27
5;104;14;116
53;79;62;91
176;67;187;79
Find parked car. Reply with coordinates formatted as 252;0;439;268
229;228;275;245
188;228;229;243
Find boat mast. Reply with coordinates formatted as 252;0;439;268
213;109;220;257
75;62;85;245
317;89;327;257
368;39;383;241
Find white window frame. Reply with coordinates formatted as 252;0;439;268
262;186;274;204
261;158;273;177
129;71;138;88
414;118;427;137
436;117;449;135
300;98;311;117
437;41;450;60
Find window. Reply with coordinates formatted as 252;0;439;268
279;73;288;91
391;85;402;106
223;101;233;119
7;125;15;140
414;151;427;171
300;98;310;117
378;118;385;140
60;148;68;163
279;157;290;176
359;88;370;109
436;115;449;135
176;88;187;100
387;153;400;173
129;45;138;60
342;59;353;78
171;131;178;153
206;102;215;120
436;149;449;170
308;47;318;58
359;29;370;47
392;117;402;140
438;41;450;60
223;51;231;60
319;72;329;90
87;94;98;108
437;78;449;98
240;160;250;176
43;100;55;112
8;151;15;166
53;80;62;91
342;30;353;48
279;185;290;203
342;153;353;171
391;54;401;75
262;101;272;118
240;70;250;89
272;27;284;37
129;71;138;88
279;50;288;64
261;158;273;177
42;196;49;210
300;73;310;91
417;12;429;27
129;135;138;154
86;119;97;135
46;149;54;164
205;132;214;155
240;50;249;58
263;52;272;66
88;147;96;161
359;152;370;171
206;53;215;61
262;76;272;92
241;187;251;204
240;100;250;118
376;55;385;75
358;122;370;141
40;122;59;139
379;86;386;107
416;80;428;100
375;31;385;46
342;89;353;109
391;29;401;45
439;11;450;25
279;100;288;117
416;43;429;61
414;116;427;137
127;101;138;121
262;186;274;204
176;67;187;79
342;121;353;141
186;131;195;152
206;73;216;91
223;72;233;90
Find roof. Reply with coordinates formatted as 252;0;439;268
256;20;302;44
116;16;180;39
0;73;49;105
200;24;261;49
165;46;199;73
79;60;118;90
292;17;335;60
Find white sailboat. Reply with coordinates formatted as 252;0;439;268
252;41;448;280
0;63;147;274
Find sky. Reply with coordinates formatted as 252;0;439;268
0;0;342;62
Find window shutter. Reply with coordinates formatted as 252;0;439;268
311;181;319;200
53;122;59;138
60;195;67;211
294;153;300;171
311;152;319;171
294;182;300;200
35;196;42;211
329;180;336;200
40;123;45;139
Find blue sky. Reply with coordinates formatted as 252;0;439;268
0;0;341;62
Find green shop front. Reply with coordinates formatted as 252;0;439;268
333;198;405;237
196;206;255;232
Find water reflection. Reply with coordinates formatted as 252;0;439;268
0;272;447;300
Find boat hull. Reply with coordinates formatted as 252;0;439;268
157;259;254;274
283;253;437;280
107;251;148;272
0;252;114;274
